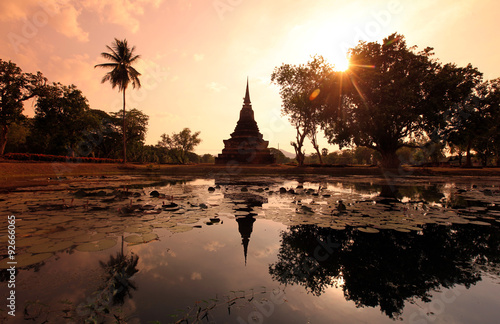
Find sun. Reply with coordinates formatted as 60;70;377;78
331;56;350;72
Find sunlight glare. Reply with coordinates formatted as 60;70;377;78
332;57;350;72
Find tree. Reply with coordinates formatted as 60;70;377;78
4;119;32;153
271;56;332;165
434;64;484;167
0;59;45;155
269;223;500;319
157;128;201;164
95;38;141;163
200;153;215;164
483;78;500;165
31;83;98;155
353;146;375;165
269;147;291;164
110;108;149;160
321;33;481;168
466;78;500;166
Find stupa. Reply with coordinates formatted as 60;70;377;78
215;80;275;165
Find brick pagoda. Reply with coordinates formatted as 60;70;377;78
215;80;275;165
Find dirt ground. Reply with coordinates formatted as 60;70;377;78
1;161;500;191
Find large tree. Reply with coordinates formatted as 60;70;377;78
321;33;481;168
32;83;98;155
110;108;149;161
431;63;484;167
157;128;201;164
95;38;141;163
85;108;149;160
471;78;500;166
271;56;332;165
0;59;45;155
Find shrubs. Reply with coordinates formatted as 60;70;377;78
3;153;122;163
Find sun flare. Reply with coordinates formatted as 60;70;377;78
331;56;350;72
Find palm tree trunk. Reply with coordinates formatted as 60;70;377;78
122;89;127;164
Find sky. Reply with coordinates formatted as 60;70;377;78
1;0;499;156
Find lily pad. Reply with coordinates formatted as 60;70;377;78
48;230;86;239
469;220;491;226
393;228;411;233
73;232;108;243
27;241;74;253
124;235;144;243
142;233;159;242
357;227;380;233
169;225;194;233
0;253;53;269
76;238;117;252
16;236;52;248
124;225;152;234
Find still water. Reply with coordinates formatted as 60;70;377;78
0;175;499;323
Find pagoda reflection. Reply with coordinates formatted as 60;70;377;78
221;185;268;265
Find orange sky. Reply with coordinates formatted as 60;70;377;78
1;0;499;155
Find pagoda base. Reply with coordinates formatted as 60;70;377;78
215;151;275;165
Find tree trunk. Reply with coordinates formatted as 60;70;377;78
465;140;472;167
310;129;323;164
122;90;127;164
380;150;401;169
0;124;8;156
293;125;307;166
482;153;488;167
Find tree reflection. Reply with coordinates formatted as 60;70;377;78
99;251;139;305
269;223;500;319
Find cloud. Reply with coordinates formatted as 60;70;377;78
51;5;89;41
0;0;31;21
83;0;164;33
203;241;225;252
190;272;202;280
206;81;227;92
0;0;165;41
193;53;204;62
0;0;88;42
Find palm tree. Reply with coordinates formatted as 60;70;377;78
95;38;141;163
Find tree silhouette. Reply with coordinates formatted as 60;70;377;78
0;59;45;155
157;128;202;164
271;56;332;165
95;38;141;163
319;33;482;168
269;222;500;319
32;83;97;155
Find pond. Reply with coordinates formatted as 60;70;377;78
1;174;500;323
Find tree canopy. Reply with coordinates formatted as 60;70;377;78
271;56;332;165
272;33;491;168
32;83;98;155
321;33;483;168
157;128;202;164
0;59;45;155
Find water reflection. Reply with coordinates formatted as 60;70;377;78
99;251;139;306
269;222;500;319
236;215;256;265
1;175;499;323
223;187;266;265
77;240;140;322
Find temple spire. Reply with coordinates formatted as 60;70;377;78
243;237;249;266
244;77;251;106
